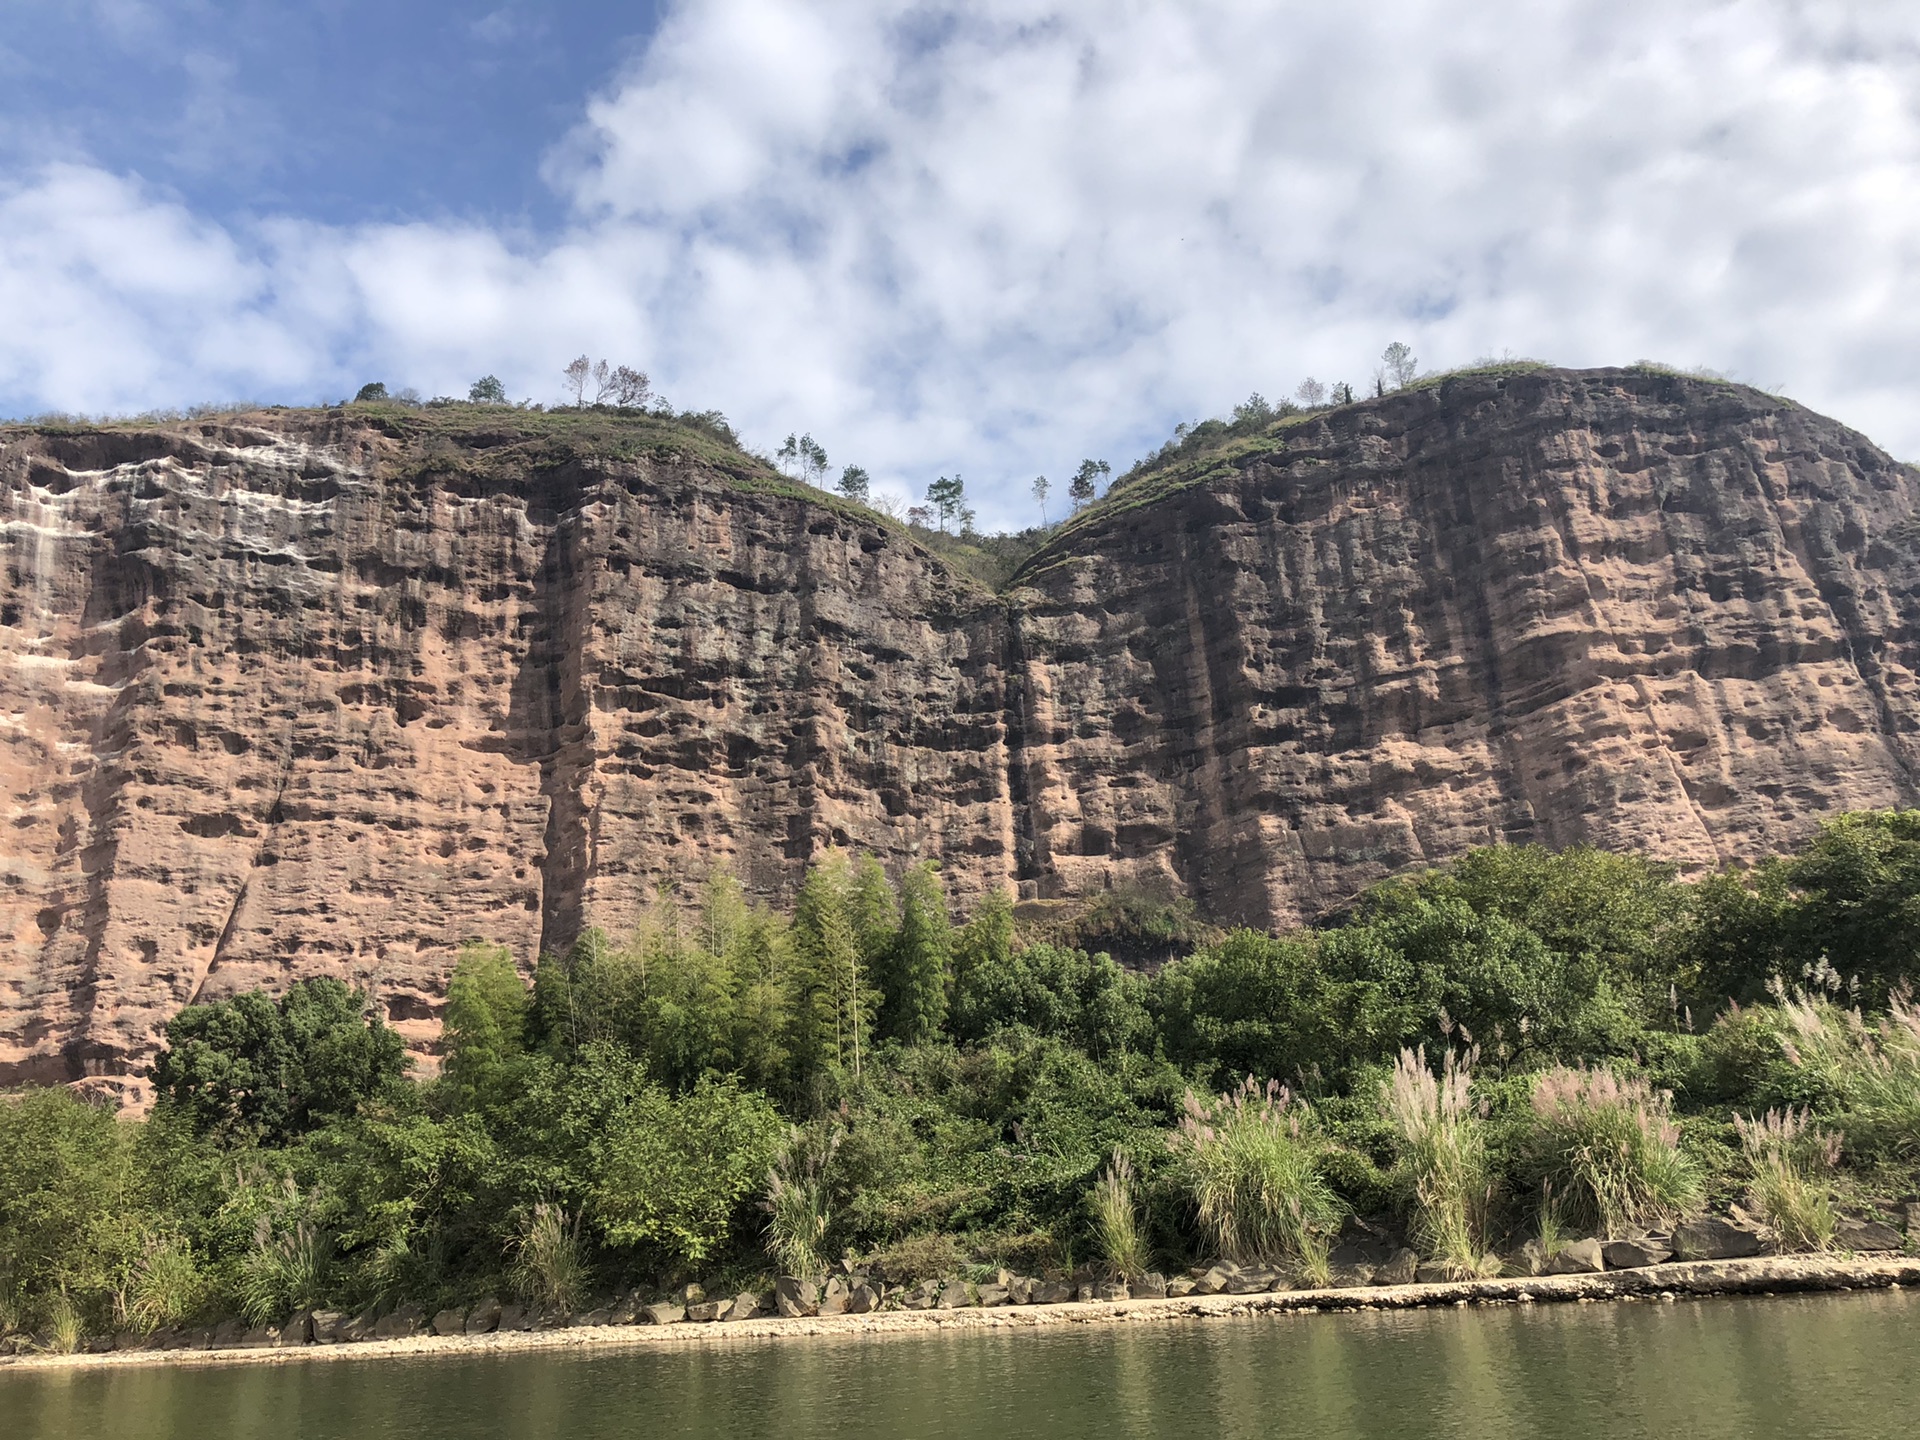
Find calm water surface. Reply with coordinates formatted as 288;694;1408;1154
4;1290;1915;1440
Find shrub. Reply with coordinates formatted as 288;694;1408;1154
510;1204;587;1314
1734;1108;1840;1252
1089;1149;1149;1280
1779;991;1920;1159
590;1073;782;1267
238;1218;331;1325
870;1232;962;1285
764;1126;840;1276
1169;1077;1339;1275
1382;1048;1493;1276
125;1236;209;1332
1527;1066;1701;1235
0;1087;136;1326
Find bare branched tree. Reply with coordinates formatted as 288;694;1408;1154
608;365;651;408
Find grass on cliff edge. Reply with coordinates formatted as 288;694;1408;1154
4;399;1012;597
1001;358;1824;588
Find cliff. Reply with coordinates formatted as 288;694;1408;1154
5;366;1918;1097
1009;366;1920;928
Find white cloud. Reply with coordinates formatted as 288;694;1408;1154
4;1;1920;527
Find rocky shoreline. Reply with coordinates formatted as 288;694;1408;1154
4;1253;1915;1376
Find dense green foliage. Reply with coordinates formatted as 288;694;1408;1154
149;978;408;1145
7;813;1920;1344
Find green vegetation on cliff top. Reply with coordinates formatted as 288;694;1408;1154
3;359;1811;602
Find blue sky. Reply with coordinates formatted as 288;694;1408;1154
1;3;663;226
4;2;1920;529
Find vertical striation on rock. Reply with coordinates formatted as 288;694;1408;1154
4;366;1920;1095
0;414;1015;1100
1009;367;1920;926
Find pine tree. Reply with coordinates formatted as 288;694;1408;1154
885;862;953;1043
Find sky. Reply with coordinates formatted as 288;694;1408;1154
3;1;1919;528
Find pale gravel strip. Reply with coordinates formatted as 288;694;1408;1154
4;1254;1915;1376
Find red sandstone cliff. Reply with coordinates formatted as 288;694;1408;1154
4;367;1917;1097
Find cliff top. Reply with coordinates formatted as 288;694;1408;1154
1005;361;1880;586
8;363;1900;602
2;398;1009;598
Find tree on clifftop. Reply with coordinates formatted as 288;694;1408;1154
1069;458;1109;511
926;474;965;531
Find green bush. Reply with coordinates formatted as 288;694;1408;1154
1526;1066;1702;1236
590;1071;782;1267
0;1088;138;1329
149;977;408;1144
1169;1077;1339;1276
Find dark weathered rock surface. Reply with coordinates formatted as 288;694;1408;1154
1674;1217;1766;1261
1547;1238;1606;1275
1373;1249;1420;1286
1602;1238;1673;1269
722;1292;762;1323
774;1276;819;1318
8;369;1920;1094
1834;1218;1904;1252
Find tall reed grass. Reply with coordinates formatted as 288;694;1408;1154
1780;991;1920;1158
764;1126;841;1276
510;1203;587;1314
125;1235;207;1332
1089;1148;1149;1280
40;1289;81;1354
1528;1065;1701;1236
1382;1047;1494;1276
1170;1076;1338;1277
1735;1107;1840;1251
238;1218;331;1326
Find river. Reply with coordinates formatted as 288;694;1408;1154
4;1290;1914;1439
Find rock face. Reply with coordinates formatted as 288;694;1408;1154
1012;367;1920;927
5;367;1920;1098
0;413;1013;1098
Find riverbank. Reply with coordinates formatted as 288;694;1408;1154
5;1253;1914;1375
